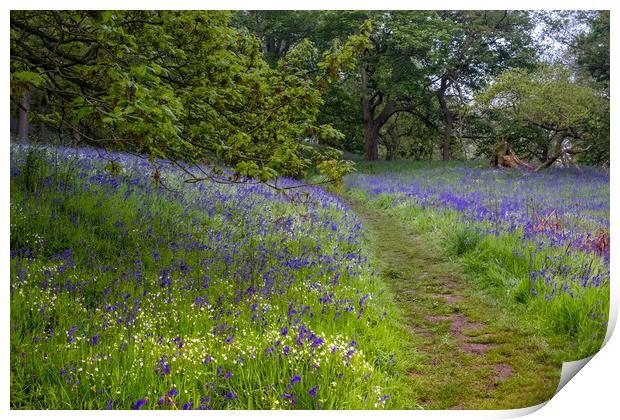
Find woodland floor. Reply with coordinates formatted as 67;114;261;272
346;198;563;409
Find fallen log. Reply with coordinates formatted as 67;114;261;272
490;139;590;172
490;141;534;170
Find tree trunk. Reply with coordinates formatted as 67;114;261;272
360;67;404;161
385;143;395;161
534;131;567;171
364;123;379;161
361;71;379;161
38;94;48;142
491;141;535;170
360;67;378;161
18;89;31;143
436;80;453;161
441;114;453;161
361;99;403;161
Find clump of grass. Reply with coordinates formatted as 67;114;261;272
11;146;79;194
13;146;49;193
446;224;482;256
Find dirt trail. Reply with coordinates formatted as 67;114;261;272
347;198;561;409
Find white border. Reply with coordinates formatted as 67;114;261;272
3;1;618;10
3;2;618;419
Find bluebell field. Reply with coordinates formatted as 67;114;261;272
346;163;609;356
10;145;400;409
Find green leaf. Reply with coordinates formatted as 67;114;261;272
12;71;46;88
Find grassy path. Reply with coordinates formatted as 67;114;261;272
346;198;563;409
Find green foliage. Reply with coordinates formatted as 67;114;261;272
434;11;536;89
231;11;323;65
476;65;608;164
378;113;437;160
315;149;356;191
574;11;610;86
316;78;364;153
11;71;46;90
10;11;370;184
479;66;604;131
572;11;610;165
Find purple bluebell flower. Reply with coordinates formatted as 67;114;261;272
155;358;170;377
133;399;148;410
67;325;79;343
280;392;297;405
379;395;390;403
308;385;318;398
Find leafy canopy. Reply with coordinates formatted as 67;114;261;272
476;65;609;165
10;10;370;184
478;66;605;132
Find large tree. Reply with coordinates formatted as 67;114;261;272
310;11;536;161
572;11;610;165
574;11;610;87
477;66;608;170
10;10;368;185
474;10;610;167
428;11;536;160
311;11;450;161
